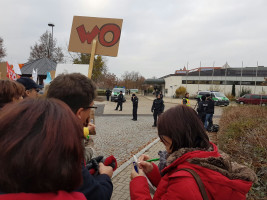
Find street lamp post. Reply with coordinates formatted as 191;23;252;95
48;23;55;58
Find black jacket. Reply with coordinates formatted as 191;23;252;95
151;98;164;113
131;96;138;107
76;165;113;200
197;100;208;114
105;90;111;96
117;93;123;102
206;98;215;114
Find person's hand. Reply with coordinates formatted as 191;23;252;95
131;166;145;180
138;154;153;174
88;123;96;135
99;163;113;178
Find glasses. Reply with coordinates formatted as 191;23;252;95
83;105;97;110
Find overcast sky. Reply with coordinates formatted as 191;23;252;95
1;0;267;78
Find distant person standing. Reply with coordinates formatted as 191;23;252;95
159;91;163;99
105;89;111;101
205;94;215;130
115;91;123;111
197;95;208;124
155;89;159;97
131;94;138;121
182;92;190;106
151;94;164;127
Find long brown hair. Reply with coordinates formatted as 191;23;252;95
0;98;84;193
157;105;210;153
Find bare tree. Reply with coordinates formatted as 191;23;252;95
29;31;64;63
119;71;145;89
97;72;118;89
0;37;6;61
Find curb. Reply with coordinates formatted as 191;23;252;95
112;138;160;179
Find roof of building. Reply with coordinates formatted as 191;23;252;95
144;78;165;84
161;66;267;79
21;57;57;75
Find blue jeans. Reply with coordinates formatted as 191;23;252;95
205;114;213;130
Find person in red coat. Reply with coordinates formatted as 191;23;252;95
130;105;257;200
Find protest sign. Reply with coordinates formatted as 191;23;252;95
0;62;8;80
68;16;123;57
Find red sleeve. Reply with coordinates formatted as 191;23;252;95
146;163;161;187
130;176;152;200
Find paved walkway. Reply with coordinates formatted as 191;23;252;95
111;139;163;200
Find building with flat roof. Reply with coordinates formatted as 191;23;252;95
145;64;267;97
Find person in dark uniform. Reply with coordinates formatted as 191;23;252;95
155;89;159;97
197;95;208;125
115;91;123;111
182;92;190;106
131;94;138;121
105;89;111;101
151;94;164;127
205;94;215;130
159;91;163;99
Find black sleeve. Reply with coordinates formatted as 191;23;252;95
197;102;202;113
161;101;165;112
76;166;113;200
182;98;187;105
151;101;155;112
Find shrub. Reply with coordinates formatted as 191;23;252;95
175;86;187;98
218;106;267;199
97;89;106;96
240;87;252;97
225;92;235;101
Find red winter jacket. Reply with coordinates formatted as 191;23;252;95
130;143;256;200
0;191;86;200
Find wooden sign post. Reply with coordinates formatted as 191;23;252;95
88;39;97;78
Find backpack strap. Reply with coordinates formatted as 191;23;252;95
176;168;209;200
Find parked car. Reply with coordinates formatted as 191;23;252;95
197;91;230;106
236;94;267;106
111;88;126;102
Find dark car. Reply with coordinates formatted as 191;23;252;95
236;94;267;106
